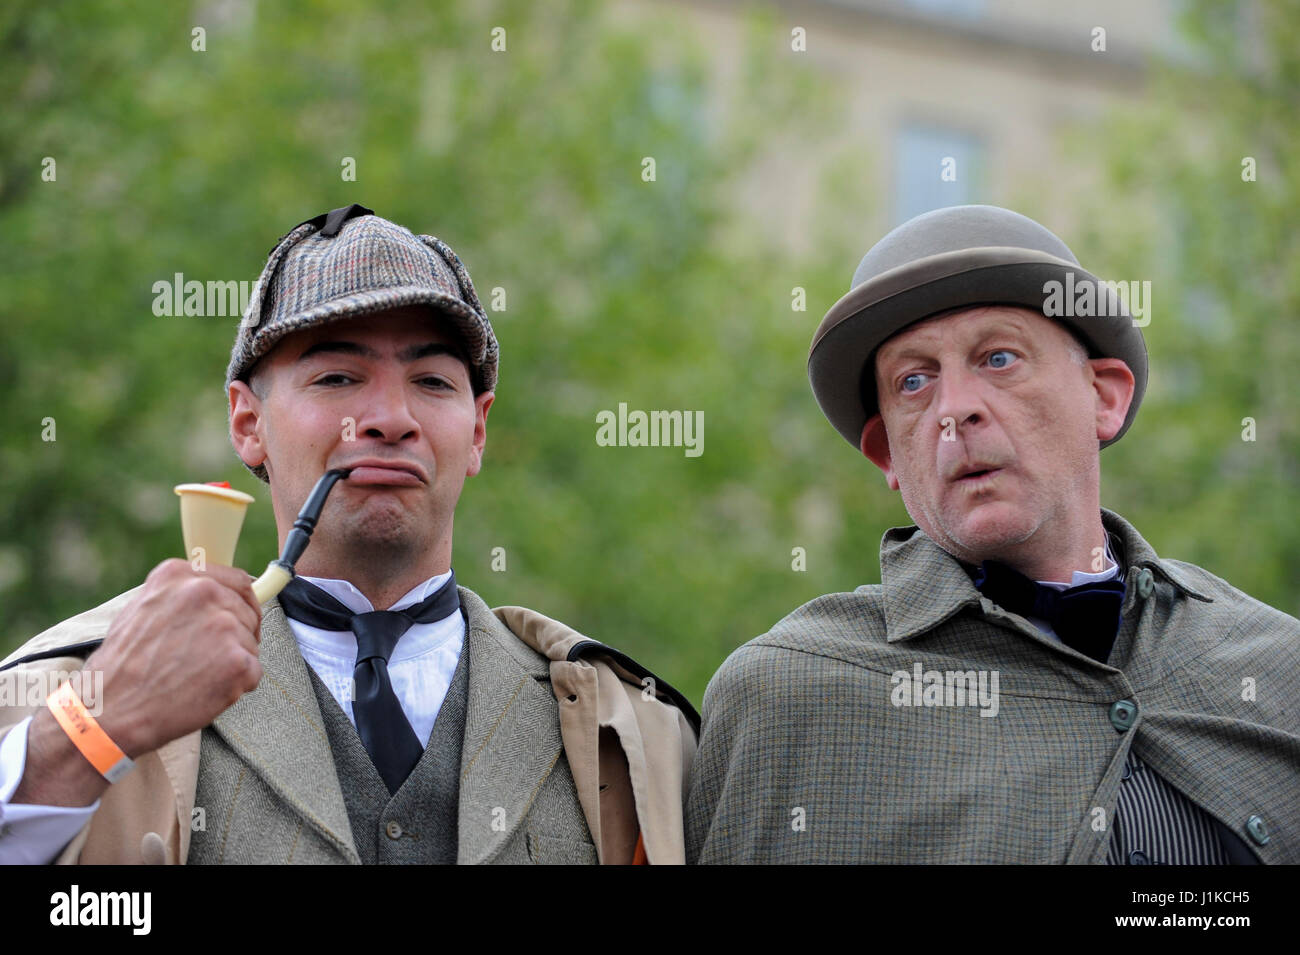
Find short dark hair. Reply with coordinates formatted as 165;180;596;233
247;362;270;400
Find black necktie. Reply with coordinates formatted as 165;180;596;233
972;560;1126;663
277;571;461;794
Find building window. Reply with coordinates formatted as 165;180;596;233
902;0;986;21
893;122;986;225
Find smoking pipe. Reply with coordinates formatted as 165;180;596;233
173;469;352;603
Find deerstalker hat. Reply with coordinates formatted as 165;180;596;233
808;204;1147;450
226;204;498;482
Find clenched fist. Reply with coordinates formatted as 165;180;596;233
88;559;265;758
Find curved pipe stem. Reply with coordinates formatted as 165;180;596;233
250;468;351;603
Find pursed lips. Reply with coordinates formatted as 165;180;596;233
950;463;1005;485
341;460;429;486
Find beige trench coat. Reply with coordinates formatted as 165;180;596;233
0;584;697;864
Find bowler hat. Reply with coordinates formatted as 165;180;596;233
808;204;1147;450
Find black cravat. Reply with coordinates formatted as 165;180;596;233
277;571;460;794
973;560;1126;663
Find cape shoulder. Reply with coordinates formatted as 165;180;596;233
756;586;889;654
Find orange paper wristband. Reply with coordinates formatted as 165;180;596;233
46;681;135;784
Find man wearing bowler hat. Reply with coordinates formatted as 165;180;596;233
685;204;1299;864
0;204;697;865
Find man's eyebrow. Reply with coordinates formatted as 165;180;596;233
296;341;466;363
979;316;1034;339
297;341;380;362
878;344;936;366
397;342;466;363
879;320;1036;369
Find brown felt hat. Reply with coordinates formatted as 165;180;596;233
808;204;1147;450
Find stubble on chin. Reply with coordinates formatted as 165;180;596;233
942;511;1037;563
336;496;430;559
904;480;1038;564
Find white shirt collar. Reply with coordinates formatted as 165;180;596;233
295;570;454;615
1035;537;1121;591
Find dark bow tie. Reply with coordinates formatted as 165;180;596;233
972;560;1126;663
276;571;460;793
277;572;461;633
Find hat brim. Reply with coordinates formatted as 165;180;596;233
235;285;490;390
808;247;1148;450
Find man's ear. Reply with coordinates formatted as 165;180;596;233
860;413;900;491
229;380;269;474
466;391;494;477
1088;358;1135;443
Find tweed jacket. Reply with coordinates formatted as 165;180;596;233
0;585;697;864
685;508;1300;864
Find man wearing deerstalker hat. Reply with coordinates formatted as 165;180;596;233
0;204;698;865
686;204;1299;864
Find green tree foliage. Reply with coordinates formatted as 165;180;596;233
1;1;1293;708
1066;0;1299;616
0;1;875;701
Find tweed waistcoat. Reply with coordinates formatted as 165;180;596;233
304;635;469;865
177;587;598;865
186;638;470;866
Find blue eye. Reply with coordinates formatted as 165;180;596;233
988;350;1016;369
901;373;927;393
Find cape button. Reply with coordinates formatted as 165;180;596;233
1109;699;1138;732
1135;567;1155;599
1245;815;1270;846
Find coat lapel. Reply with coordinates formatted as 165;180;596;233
211;599;359;863
455;586;565;864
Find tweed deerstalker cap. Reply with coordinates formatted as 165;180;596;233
226;204;498;482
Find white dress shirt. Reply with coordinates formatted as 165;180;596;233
0;572;462;865
286;570;464;746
